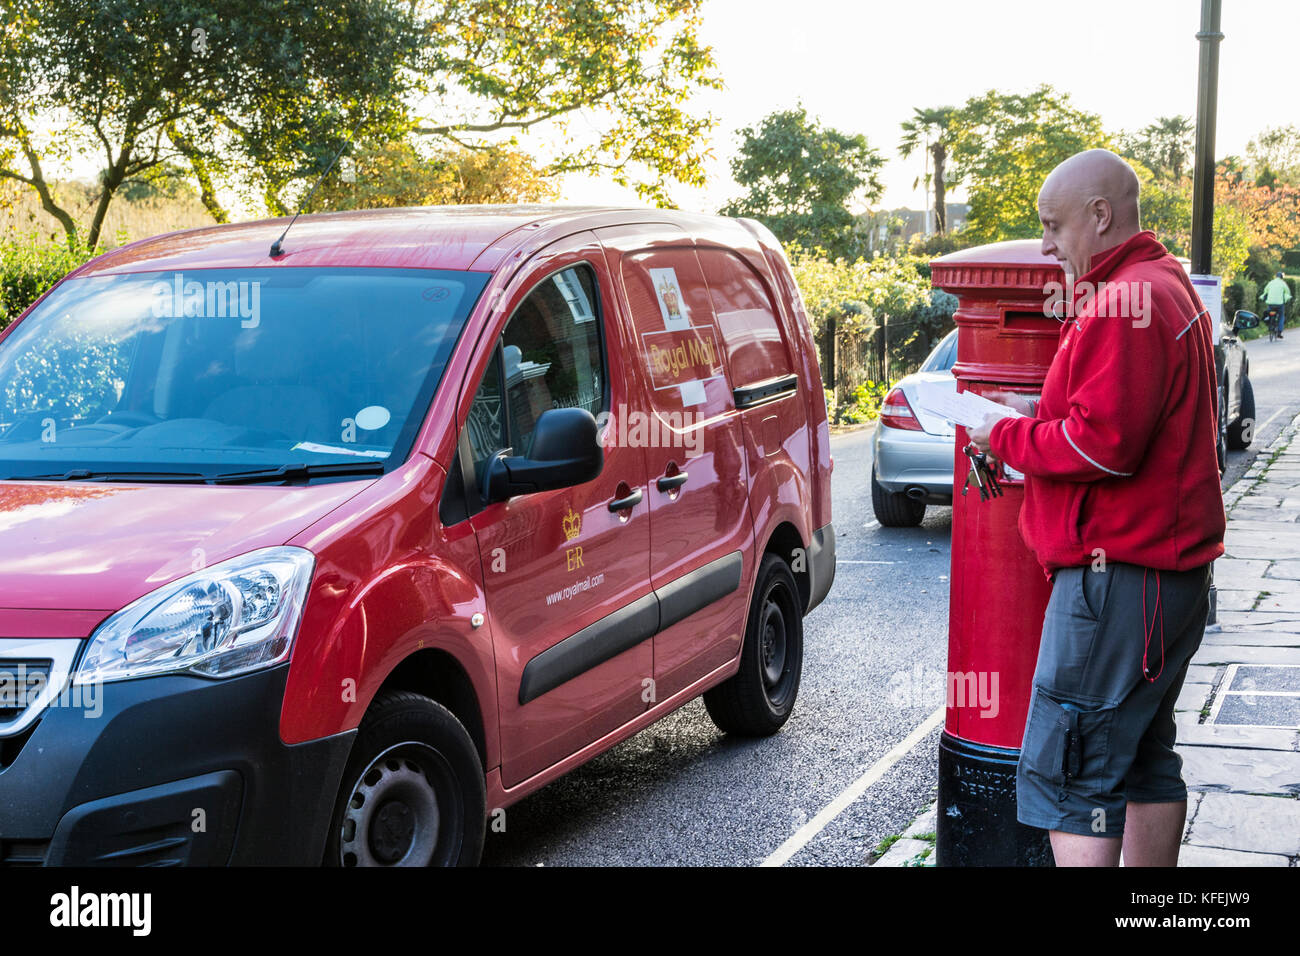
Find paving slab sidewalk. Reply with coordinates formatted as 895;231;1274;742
874;415;1300;868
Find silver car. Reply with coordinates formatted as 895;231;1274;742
871;329;957;526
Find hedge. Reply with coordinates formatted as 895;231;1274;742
1;238;94;330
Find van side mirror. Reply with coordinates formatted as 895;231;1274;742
1232;310;1260;331
482;407;603;503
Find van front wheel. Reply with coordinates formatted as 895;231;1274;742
325;691;485;867
704;553;804;736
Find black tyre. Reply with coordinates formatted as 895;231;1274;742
871;464;925;527
325;691;485;867
703;553;803;736
1227;376;1255;451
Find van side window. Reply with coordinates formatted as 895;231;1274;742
696;248;794;387
465;347;507;474
500;265;605;457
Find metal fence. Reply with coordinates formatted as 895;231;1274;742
817;315;947;402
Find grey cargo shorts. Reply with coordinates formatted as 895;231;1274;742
1016;561;1212;838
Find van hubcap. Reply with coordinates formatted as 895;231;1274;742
760;596;788;688
340;743;441;866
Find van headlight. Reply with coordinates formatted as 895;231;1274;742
75;547;315;684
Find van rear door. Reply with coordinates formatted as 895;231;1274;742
597;226;753;701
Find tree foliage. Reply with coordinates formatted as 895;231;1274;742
721;107;884;261
946;86;1109;244
0;0;720;244
1119;115;1194;183
416;0;721;206
1247;125;1300;187
0;0;424;246
899;106;957;234
313;140;557;210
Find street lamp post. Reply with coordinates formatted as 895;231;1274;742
1191;0;1223;275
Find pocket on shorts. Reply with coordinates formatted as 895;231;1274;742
1022;688;1115;790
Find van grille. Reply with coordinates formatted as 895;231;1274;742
0;639;81;747
0;658;52;726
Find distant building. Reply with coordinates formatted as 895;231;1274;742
858;203;970;255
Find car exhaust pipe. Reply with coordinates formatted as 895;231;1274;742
905;486;927;501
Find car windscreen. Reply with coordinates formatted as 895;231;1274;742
919;330;958;373
0;267;489;481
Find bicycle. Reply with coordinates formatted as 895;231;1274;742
1264;304;1283;342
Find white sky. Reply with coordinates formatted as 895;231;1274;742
561;0;1300;213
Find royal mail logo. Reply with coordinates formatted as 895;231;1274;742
658;276;683;320
562;506;581;541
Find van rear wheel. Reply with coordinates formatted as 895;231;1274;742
704;553;803;736
325;691;485;867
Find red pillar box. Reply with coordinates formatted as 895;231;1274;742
930;241;1065;866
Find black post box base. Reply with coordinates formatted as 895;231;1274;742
936;731;1054;867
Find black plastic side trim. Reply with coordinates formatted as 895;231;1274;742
806;523;836;613
656;551;743;632
734;373;798;410
517;550;745;705
518;593;660;705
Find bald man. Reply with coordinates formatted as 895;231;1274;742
969;149;1225;867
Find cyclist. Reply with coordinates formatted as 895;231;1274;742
1260;271;1293;339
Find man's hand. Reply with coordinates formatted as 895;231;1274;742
968;414;999;464
984;390;1035;417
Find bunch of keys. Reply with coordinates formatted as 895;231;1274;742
962;442;1002;501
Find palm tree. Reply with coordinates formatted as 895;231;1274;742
900;106;957;235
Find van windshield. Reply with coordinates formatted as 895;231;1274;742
0;267;489;482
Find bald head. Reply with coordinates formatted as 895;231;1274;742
1037;149;1142;276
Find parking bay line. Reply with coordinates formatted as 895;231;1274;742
838;560;896;565
759;705;945;867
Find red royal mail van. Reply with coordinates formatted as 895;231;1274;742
0;206;834;866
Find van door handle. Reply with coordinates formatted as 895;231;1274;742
656;471;689;492
608;488;643;512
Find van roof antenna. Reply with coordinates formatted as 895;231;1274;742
269;120;362;258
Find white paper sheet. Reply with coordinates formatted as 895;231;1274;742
912;381;1024;429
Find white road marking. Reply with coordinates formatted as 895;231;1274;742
759;705;946;867
863;520;880;531
1257;405;1287;433
838;560;896;565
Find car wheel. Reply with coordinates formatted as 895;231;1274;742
325;691;485;867
1227;376;1255;450
703;553;803;736
1216;379;1228;473
871;463;925;527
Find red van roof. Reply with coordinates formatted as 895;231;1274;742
72;204;686;278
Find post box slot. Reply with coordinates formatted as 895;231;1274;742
1001;310;1061;334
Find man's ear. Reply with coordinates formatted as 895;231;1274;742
1091;197;1113;235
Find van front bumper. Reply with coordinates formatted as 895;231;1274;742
0;662;354;866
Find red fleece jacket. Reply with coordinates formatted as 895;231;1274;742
989;231;1225;576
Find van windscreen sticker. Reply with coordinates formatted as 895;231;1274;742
648;267;691;330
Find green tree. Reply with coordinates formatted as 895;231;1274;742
947;86;1109;244
1247;125;1300;187
721;106;884;261
313;139;557;210
1120;115;1194;182
413;0;721;206
899;106;957;234
0;0;424;246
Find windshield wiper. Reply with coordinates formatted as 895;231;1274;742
13;461;387;485
209;461;387;484
18;469;209;483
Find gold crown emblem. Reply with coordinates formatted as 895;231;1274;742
562;506;581;541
